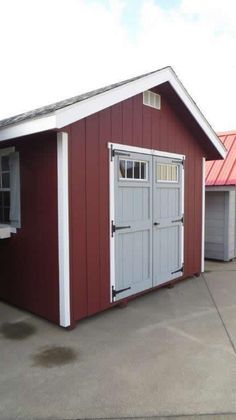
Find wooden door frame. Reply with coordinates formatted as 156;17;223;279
108;142;185;303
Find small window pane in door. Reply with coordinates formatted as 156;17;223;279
167;165;172;181
140;162;146;179
119;160;126;178
156;163;178;182
127;161;133;178
172;165;177;181
119;158;148;181
134;161;140;179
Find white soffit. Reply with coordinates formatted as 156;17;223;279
0;67;226;158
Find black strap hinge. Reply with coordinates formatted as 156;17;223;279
111;221;131;237
172;159;185;166
111;146;130;161
172;216;184;224
112;285;131;299
171;265;184;275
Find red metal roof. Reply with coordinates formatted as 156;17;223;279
206;131;236;186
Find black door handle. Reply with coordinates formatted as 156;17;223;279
153;222;160;226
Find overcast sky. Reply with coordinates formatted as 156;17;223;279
0;0;235;131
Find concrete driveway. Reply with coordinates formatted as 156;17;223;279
1;260;236;420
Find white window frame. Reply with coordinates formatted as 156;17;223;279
0;147;18;233
118;158;149;182
156;162;179;184
0;153;11;204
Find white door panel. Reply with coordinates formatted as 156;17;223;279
113;151;153;301
153;156;184;286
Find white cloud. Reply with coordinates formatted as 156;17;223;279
0;0;235;131
137;0;236;131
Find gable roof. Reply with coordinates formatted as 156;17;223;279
0;69;159;129
0;66;226;158
206;131;236;186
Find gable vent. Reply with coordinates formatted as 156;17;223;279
143;91;161;110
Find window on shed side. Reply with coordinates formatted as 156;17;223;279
0;156;10;223
0;150;21;228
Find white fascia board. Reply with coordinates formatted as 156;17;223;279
0;114;56;142
0;67;226;159
55;69;169;128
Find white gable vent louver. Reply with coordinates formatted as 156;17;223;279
143;91;161;110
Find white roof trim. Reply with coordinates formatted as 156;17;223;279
0;67;226;158
0;114;56;141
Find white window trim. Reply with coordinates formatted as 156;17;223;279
0;146;17;231
156;163;179;184
118;158;148;182
0;147;15;156
156;179;179;184
109;142;185;301
57;132;71;328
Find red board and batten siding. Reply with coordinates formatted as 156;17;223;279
0;133;59;324
67;92;206;323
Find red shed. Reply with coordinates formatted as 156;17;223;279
0;67;225;327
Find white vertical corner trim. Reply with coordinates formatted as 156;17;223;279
181;160;185;267
57;132;71;327
201;157;206;272
109;146;115;302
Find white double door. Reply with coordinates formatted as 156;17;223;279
111;148;184;301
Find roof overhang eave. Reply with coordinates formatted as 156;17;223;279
0;114;57;142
